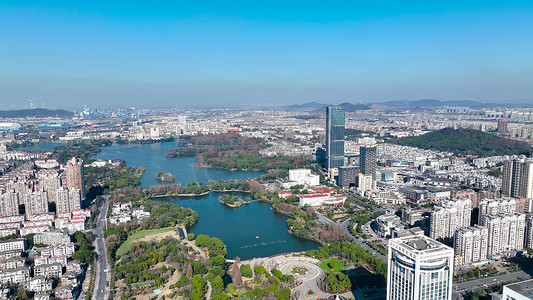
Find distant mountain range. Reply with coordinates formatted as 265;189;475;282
283;99;533;111
0;108;74;118
284;102;372;112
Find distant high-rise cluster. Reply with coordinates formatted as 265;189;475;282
0;157;87;237
325;106;345;170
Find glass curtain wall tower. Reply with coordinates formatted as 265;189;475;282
326;106;345;170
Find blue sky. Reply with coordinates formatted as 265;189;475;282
1;1;532;109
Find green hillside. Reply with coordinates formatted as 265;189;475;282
392;128;531;157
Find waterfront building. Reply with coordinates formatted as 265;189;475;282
387;235;454;300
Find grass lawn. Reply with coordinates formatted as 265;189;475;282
317;258;346;273
116;227;177;257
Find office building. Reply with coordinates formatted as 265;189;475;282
337;166;357;187
325;107;345;170
387;235;454;300
453;225;488;265
360;146;377;180
430;198;471;242
480;213;525;258
65;157;85;199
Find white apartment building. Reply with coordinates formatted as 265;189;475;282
34;230;71;246
0;239;26;252
453;225;488;265
387;235;454;300
0;266;30;284
481;213;526;258
478;198;516;224
430;198;471;242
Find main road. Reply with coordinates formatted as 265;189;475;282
93;195;111;300
452;269;533;299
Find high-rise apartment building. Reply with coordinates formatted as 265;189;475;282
0;192;19;217
525;214;533;249
430;198;472;242
325;107;345;170
56;189;81;214
23;191;48;216
66;157;85;199
497;119;508;134
360;146;377;181
478;198;516;224
481;213;525;257
387;235;454;300
454;225;488;265
502;159;533;198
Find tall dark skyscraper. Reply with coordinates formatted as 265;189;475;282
360;146;377;180
326;106;345;169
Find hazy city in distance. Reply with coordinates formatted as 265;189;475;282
1;2;533;300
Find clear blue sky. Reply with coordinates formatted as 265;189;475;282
1;1;532;109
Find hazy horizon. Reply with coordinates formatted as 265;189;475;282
1;1;532;109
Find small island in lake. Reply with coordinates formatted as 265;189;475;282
219;194;244;208
156;172;175;182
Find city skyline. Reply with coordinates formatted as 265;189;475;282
1;1;533;108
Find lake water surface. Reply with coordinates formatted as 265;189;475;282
22;141;320;259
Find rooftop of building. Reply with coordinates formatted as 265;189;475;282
504;279;533;297
392;235;452;253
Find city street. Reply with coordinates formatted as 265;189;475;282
453;269;533;299
339;219;387;263
93;195;111;300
